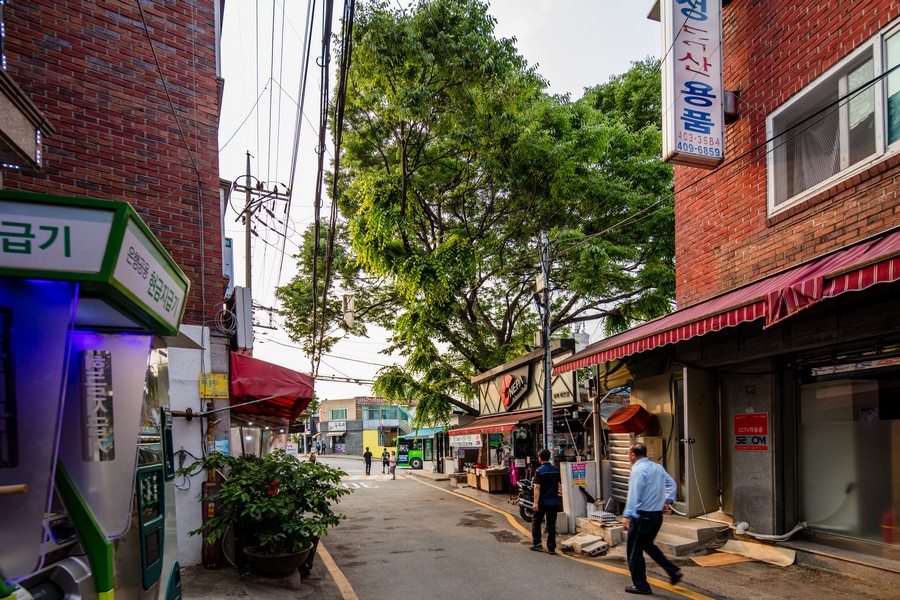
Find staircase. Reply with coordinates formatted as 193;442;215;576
575;513;731;556
655;515;731;556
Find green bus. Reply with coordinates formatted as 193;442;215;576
396;428;444;469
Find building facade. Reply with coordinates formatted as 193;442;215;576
557;1;900;566
449;340;588;473
318;396;420;458
1;0;230;569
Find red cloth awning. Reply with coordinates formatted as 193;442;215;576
229;354;314;422
555;229;900;375
449;409;543;436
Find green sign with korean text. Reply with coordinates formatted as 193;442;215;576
0;190;189;335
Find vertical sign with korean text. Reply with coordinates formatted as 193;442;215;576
81;350;115;461
734;413;768;451
662;0;725;168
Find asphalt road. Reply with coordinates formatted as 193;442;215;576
320;455;695;599
180;455;889;599
317;455;888;600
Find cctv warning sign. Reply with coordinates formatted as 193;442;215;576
734;413;768;451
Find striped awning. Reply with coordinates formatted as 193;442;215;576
449;409;542;436
555;229;900;375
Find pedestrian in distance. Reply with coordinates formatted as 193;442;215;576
622;442;683;595
309;451;316;464
382;448;390;474
389;451;397;479
363;447;373;476
529;448;561;555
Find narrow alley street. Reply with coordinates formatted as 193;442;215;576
183;456;890;599
324;457;890;600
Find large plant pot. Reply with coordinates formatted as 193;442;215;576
243;544;313;578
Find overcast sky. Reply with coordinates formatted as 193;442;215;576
217;1;661;401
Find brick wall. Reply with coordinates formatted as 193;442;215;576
3;0;224;326
674;1;900;307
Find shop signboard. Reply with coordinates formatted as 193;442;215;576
331;420;347;431
661;0;725;168
450;434;482;448
0;190;189;335
734;413;768;451
0;199;112;272
570;462;587;487
500;367;530;410
355;396;387;404
112;219;187;331
286;442;299;456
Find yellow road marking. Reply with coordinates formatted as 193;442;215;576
408;476;712;600
317;542;359;600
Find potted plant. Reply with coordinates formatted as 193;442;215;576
183;449;352;577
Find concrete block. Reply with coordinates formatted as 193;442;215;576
560;533;610;557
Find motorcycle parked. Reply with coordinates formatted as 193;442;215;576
517;479;535;522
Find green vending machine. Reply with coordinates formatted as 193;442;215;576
0;190;190;600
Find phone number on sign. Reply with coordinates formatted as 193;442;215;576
677;142;721;157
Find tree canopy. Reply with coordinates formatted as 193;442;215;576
277;0;674;426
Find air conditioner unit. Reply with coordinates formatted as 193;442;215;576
234;286;253;351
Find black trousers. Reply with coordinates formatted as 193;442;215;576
365;460;371;475
626;511;679;592
531;505;560;551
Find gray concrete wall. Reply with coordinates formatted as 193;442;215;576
721;360;778;534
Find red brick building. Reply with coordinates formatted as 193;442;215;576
676;1;900;307
1;0;225;323
557;1;900;571
0;0;229;570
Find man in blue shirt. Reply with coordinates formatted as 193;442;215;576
530;448;561;555
622;442;683;594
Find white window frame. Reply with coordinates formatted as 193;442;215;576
767;19;900;216
330;408;348;420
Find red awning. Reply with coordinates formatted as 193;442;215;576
555;229;900;375
229;354;314;422
449;409;543;436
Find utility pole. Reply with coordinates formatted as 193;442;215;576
232;151;291;299
243;151;252;296
540;230;555;455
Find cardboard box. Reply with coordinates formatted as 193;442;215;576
467;472;479;488
482;472;509;493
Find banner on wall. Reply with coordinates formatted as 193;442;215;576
571;462;587;487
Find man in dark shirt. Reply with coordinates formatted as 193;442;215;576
363;447;373;475
530;448;561;555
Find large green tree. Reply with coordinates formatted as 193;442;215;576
278;0;673;425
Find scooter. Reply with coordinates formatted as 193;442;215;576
517;479;535;522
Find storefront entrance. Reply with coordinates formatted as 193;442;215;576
679;368;721;518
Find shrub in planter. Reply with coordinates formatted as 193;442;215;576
183;450;352;562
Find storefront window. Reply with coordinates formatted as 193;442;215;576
379;427;398;447
799;371;900;547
